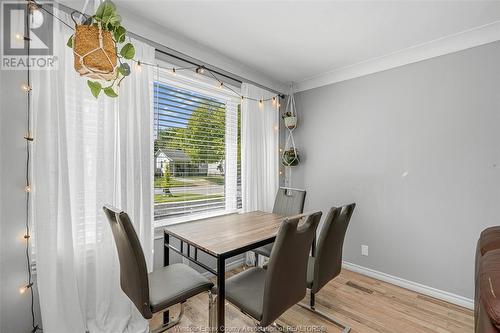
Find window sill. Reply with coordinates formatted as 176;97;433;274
154;209;242;238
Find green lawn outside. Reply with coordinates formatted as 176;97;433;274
154;175;224;188
154;193;224;203
154;177;185;188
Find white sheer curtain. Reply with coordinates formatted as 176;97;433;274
32;10;154;333
241;83;279;264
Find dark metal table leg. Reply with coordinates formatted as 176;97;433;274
310;291;316;309
163;233;170;325
217;256;226;333
310;236;317;310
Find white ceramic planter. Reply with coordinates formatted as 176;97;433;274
284;116;297;129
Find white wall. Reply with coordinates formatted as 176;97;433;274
293;41;500;300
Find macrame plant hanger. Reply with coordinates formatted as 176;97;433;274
70;0;117;81
281;85;299;187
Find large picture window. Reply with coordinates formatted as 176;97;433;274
153;71;241;224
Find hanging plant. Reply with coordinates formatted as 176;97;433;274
281;111;297;129
67;0;135;98
282;148;300;167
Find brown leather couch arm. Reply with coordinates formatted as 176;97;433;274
478;303;500;333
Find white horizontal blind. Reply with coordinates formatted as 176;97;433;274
153;71;241;223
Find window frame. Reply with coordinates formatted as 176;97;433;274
152;61;242;228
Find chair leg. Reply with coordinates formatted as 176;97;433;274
151;302;185;333
298;291;351;333
271;322;290;332
208;290;217;331
255;321;290;332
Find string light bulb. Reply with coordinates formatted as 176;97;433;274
219;81;224;89
28;0;39;12
21;84;32;92
272;96;276;105
171;68;176;75
24;185;31;193
135;61;142;72
29;8;43;27
196;66;205;75
15;33;23;40
241;96;245;101
19;283;33;295
259;99;263;107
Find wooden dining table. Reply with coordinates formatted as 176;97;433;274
163;211;284;333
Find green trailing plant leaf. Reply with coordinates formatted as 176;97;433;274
66;36;73;48
118;63;131;76
114;26;126;43
103;86;118;97
120;43;135;59
87;80;102;98
95;0;116;23
107;14;121;27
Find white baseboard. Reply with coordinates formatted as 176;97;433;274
342;261;474;310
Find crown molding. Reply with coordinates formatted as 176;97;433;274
295;20;500;93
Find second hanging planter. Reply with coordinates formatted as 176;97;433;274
282;147;300;167
281;91;300;167
282;111;297;129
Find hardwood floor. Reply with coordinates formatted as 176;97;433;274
151;267;473;333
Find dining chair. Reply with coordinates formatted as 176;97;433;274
299;203;356;333
222;212;321;330
103;205;215;333
253;187;306;265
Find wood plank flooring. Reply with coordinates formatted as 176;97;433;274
151;267;473;333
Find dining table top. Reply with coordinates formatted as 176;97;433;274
163;211;284;257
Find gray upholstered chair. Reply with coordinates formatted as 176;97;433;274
224;212;321;329
103;205;215;333
299;203;356;333
253;187;306;264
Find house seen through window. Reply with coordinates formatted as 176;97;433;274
153;81;241;222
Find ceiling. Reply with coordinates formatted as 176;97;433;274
115;1;500;86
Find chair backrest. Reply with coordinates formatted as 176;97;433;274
261;212;322;326
312;203;355;293
272;187;306;216
103;205;152;319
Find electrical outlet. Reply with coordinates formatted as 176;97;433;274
361;245;369;256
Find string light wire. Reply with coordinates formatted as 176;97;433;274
24;1;41;332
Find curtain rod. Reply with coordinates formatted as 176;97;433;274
155;48;242;85
127;33;285;98
53;2;285;97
